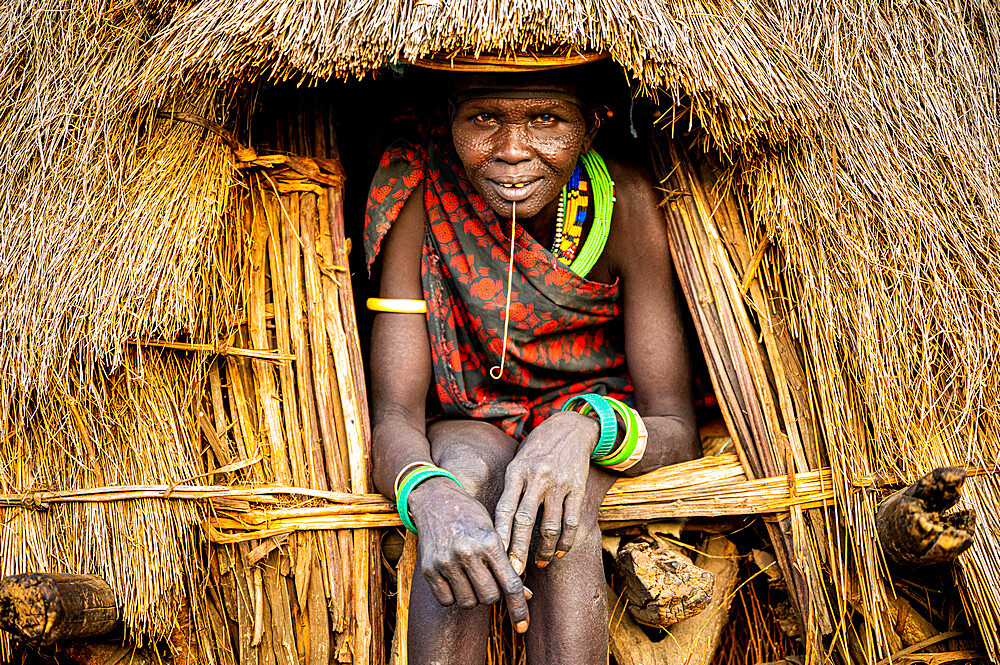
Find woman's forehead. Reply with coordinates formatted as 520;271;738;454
449;71;587;108
454;91;584;112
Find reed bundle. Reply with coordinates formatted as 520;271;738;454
186;97;378;665
653;138;840;661
200;454;834;542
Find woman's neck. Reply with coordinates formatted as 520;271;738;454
512;196;561;249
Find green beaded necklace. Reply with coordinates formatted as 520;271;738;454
549;149;615;278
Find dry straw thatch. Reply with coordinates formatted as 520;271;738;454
2;0;1000;662
739;3;1000;659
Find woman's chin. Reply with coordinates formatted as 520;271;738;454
488;196;551;221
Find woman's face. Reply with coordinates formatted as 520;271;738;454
451;96;590;220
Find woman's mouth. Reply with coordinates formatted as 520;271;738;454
489;177;543;202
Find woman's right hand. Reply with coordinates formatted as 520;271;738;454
407;477;531;632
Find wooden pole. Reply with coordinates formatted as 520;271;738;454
0;573;117;645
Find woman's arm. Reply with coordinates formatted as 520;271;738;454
370;182;435;499
612;161;700;475
494;161;700;569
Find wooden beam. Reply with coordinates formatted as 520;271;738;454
0;573;117;645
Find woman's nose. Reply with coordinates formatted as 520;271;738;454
493;124;532;164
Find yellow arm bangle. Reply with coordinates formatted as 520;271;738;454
366;298;427;314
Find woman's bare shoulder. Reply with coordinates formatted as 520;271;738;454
602;157;670;279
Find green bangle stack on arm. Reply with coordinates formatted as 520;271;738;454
560;393;618;459
396;465;466;534
561;392;645;468
593;396;640;465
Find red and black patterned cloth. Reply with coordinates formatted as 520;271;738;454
365;127;634;439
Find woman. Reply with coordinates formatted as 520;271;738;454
364;68;699;664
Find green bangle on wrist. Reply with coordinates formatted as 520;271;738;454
594;397;639;466
561;393;618;459
396;465;465;534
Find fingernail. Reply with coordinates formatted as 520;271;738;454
535;559;548;569
510;555;523;575
555;550;567;559
515;620;529;634
523;586;533;600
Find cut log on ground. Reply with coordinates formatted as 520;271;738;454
615;538;714;627
609;536;738;665
876;468;976;567
0;573;117;645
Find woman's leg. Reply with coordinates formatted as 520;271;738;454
407;420;518;665
523;465;617;665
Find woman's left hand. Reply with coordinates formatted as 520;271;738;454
494;410;599;573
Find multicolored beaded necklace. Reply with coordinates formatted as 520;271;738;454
550;149;616;278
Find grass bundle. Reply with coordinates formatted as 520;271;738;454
0;1;241;411
0;351;209;644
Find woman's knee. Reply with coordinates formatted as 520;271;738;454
428;420;517;508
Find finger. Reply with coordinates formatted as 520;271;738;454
509;486;544;574
421;566;455;607
534;493;564;567
441;564;479;610
554;488;584;559
486;543;530;633
494;471;526;553
465;559;503;606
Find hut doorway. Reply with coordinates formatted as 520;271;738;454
237;70;758;665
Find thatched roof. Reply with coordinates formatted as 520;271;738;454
141;0;829;149
4;0;1000;659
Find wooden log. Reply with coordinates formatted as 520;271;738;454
876;468;976;567
664;536;740;665
607;586;666;665
389;533;418;665
615;539;714;627
0;573;117;645
609;536;739;665
165;596;197;665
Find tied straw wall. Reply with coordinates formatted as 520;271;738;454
1;0;999;663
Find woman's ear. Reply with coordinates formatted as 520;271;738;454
581;106;610;153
